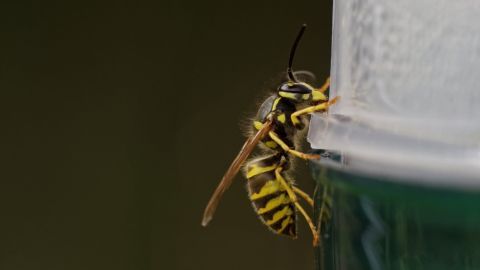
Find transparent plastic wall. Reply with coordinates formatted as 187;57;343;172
309;0;480;187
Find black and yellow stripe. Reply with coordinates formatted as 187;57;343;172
245;154;297;238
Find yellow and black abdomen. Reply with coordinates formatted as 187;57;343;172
244;154;297;238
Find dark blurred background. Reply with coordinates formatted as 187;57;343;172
1;1;332;269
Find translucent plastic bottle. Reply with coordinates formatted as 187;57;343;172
309;1;480;269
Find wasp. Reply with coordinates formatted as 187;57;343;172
201;24;338;246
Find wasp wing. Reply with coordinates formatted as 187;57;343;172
201;118;274;227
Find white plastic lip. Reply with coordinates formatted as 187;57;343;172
308;0;480;188
308;114;480;189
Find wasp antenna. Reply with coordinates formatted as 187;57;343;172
287;24;307;82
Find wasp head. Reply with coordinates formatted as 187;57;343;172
277;81;315;102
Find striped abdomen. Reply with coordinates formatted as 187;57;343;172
244;154;296;238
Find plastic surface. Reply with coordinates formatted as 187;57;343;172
312;164;480;270
308;0;480;187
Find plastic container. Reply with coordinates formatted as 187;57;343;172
309;1;480;269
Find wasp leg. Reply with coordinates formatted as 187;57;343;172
291;96;340;127
268;131;320;160
292;186;314;207
317;77;330;93
275;166;319;246
316;185;332;237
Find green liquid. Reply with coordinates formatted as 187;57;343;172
312;163;480;270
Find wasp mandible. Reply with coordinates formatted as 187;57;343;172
202;24;339;246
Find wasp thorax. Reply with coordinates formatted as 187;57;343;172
277;82;314;102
